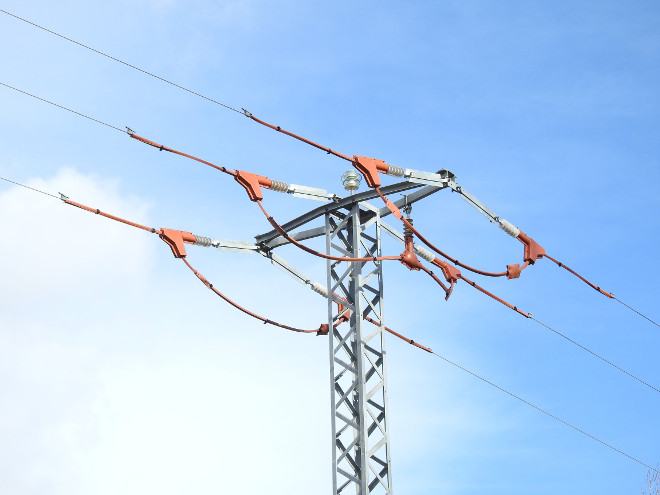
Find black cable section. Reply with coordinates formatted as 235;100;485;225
430;350;660;474
0;9;243;115
0;81;124;133
0;175;60;199
614;297;660;329
530;316;659;393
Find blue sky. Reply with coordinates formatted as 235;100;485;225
1;1;659;494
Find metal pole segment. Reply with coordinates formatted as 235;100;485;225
327;201;393;494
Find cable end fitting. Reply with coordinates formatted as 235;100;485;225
58;192;69;202
125;127;134;136
507;263;522;279
317;324;330;336
242;108;253;118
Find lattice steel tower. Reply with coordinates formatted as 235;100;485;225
325;201;392;494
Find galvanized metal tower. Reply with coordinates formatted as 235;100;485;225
325;200;392;494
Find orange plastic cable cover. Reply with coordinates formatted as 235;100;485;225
331;294;433;352
545;254;614;299
129;133;283;202
64;199;159;234
420;265;452;300
245;112;354;163
459;273;531;318
182;255;323;334
129;132;236;176
256;200;401;263
363;315;433;353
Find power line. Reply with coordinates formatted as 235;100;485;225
430;349;660;474
530;316;659;393
0;9;243;115
0;81;125;133
615;297;660;328
0;175;60;199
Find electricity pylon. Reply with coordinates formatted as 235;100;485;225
256;177;448;494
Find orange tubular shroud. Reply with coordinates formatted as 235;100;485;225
129;132;280;203
331;294;432;352
129;133;235;176
544;254;614;298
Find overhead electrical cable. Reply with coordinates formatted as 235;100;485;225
180;257;322;334
0;81;124;133
0;175;60;199
529;316;659;393
614;297;660;328
0;9;243;115
429;349;660;474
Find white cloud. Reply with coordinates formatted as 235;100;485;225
0;168;330;494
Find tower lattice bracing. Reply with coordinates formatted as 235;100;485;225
326;201;393;494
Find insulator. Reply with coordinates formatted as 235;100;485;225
414;245;435;263
310;281;329;298
386;164;405;177
269;179;289;193
499;219;520;238
194;235;213;247
341;170;361;191
403;218;414;237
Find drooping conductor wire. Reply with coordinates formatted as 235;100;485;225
60;194;324;335
243;111;615;299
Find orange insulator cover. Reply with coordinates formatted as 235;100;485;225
353;155;389;188
234;170;272;202
160;229;196;258
517;231;545;264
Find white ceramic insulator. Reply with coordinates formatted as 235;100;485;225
414;245;435;263
386;164;405;177
195;235;213;247
310;281;329;298
499;219;520;238
269;179;289;193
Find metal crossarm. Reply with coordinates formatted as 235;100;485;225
326;202;393;494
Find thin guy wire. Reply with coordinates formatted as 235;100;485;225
430;350;660;474
530;316;660;393
614;297;660;328
0;81;124;133
1;9;243;115
0;175;60;199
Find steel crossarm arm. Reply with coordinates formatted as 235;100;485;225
255;181;447;249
